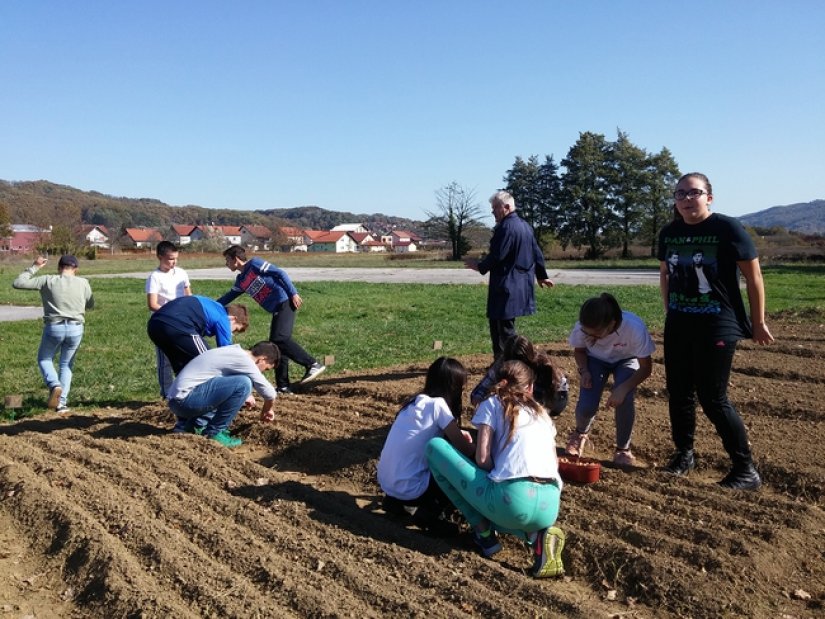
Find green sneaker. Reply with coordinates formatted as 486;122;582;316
207;430;242;448
531;526;565;578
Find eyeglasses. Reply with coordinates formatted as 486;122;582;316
580;323;613;339
673;188;708;201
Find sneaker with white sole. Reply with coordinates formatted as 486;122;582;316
531;526;565;578
565;431;588;457
301;362;326;384
56;405;70;414
613;449;635;467
47;385;62;410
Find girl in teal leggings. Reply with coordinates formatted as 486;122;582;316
427;360;565;578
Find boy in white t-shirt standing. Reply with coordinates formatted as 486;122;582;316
146;241;192;398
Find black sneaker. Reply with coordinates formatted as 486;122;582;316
663;449;696;476
718;466;762;491
276;386;294;395
301;362;326;384
472;529;502;558
382;495;414;518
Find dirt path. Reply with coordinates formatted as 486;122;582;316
1;313;823;618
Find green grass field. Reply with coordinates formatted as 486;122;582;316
1;258;822;419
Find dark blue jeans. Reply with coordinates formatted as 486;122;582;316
168;375;252;438
664;320;753;468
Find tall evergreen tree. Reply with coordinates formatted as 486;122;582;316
537;155;562;233
607;130;649;258
559;132;617;258
639;148;681;256
503;156;540;229
504;154;562;240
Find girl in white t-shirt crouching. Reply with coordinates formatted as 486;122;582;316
426;360;565;578
377;357;474;534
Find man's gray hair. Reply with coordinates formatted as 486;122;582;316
489;190;516;210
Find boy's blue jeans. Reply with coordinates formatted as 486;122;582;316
575;355;639;450
38;321;84;408
168;375;252;437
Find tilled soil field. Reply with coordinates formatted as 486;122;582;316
1;312;823;618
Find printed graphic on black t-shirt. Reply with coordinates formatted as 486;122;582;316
662;234;721;314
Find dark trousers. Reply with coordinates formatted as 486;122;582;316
664;320;754;468
383;475;452;521
269;300;316;388
147;320;209;375
489;318;517;358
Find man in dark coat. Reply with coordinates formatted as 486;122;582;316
465;191;554;357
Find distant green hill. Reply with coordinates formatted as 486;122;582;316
739;200;825;236
0;179;428;237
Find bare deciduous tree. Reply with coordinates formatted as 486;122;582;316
425;182;483;260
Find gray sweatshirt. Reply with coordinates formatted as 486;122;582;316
13;266;94;323
167;345;277;402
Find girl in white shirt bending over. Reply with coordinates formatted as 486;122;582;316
426;360;565;579
566;292;655;467
377;357;474;534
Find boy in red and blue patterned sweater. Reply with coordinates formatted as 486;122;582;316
217;245;325;393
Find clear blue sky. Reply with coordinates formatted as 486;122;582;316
2;1;823;225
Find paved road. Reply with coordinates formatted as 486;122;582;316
0;267;658;322
97;267;660;285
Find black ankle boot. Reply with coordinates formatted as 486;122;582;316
718;465;762;491
663;449;695;476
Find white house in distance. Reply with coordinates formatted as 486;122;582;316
350;232;386;252
216;225;242;246
331;223;368;234
279;226;309;252
390;230;421;253
79;224;110;248
170;224;198;245
308;230;358;253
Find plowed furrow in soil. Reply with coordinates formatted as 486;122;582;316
557;470;814;617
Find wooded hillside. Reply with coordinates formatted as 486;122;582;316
0;180;428;238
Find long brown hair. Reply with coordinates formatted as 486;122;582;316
490;360;543;444
501;335;564;407
399;357;467;423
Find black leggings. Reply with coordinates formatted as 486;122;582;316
664;321;753;467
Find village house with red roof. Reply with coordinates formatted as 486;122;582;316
78;224;110;249
279;226;309;252
240;225;273;251
349;232;386;253
168;224;198;246
119;227;164;249
388;230;421;253
307;230;358;253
